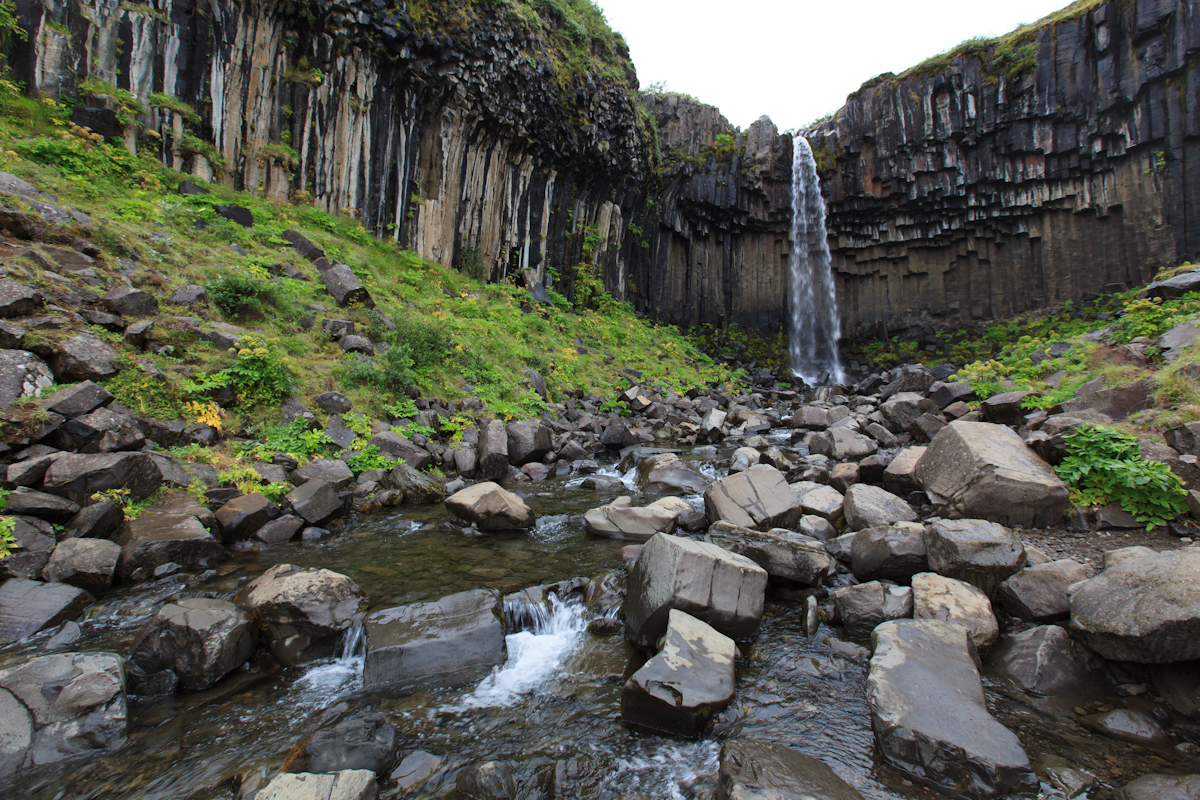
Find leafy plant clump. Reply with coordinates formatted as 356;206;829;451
0;488;15;560
206;273;277;318
1056;425;1189;530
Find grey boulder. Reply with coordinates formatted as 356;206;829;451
997;559;1086;622
705;522;835;586
851;522;928;583
704;465;803;531
584;496;691;541
41;537;121;595
363;589;505;692
923;519;1026;597
716;739;865;800
843;484;917;531
868;619;1036;800
0;578;93;643
807;428;878;460
112;512;226;583
254;770;378;800
635;452;711;496
624;532;767;647
236;564;366;664
0;349;53;407
912;573;998;649
303;711;397;774
444;482;535;531
129;598;256;691
830;581;913;639
622;609;735;738
988;625;1110;697
915;421;1069;528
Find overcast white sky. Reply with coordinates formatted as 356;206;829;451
596;0;1077;131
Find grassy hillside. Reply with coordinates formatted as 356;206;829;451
0;83;736;452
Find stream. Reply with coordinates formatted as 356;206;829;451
0;416;1150;800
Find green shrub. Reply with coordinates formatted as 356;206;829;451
1056;425;1188;530
460;246;487;281
206;274;275;318
222;337;294;406
346;445;396;475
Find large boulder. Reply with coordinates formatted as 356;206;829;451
0;652;126;777
807;428;878;461
41;538;121;595
322;263;374;308
42;452;162;506
363;589;505;692
882;446;926;495
1069;548;1200;663
997;560;1085;622
842;484;917;531
475;420;510;482
923;519;1026;597
704;465;803;531
284;478;346;526
868;620;1037;800
1122;774;1200;800
236;564;366;664
915;421;1069;528
988;625;1110;697
584;496;690;541
0;278;44;318
635;452;711;496
112;513;227;584
129;598;256;691
506;420;552;466
295;459;355;491
621;609;735;738
624;532;767;647
912;573;998;649
303;712;398;775
215;493;281;544
792;481;844;523
716;739;865;800
444;482;535;531
368;431;431;471
388;463;445;505
50;334;121;381
850;522;928;583
830;581;913;639
0;578;93;643
705;522;835;586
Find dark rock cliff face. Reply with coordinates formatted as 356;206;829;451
13;0;648;288
809;0;1200;338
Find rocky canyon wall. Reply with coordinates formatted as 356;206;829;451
808;0;1200;338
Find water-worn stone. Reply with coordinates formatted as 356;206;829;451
304;711;398;775
389;463;445;505
0;578;93;643
113;512;227;583
830;581;913;639
868;620;1037;800
624;532;767;647
42;452;162;506
456;762;515;800
808;428;878;460
41;538;121;595
997;560;1086;622
915;421;1069;528
704;465;803;531
716;739;866;800
0;349;53;407
130;598;256;691
1122;774;1200;800
237;564;366;665
634;452;711;496
1070;548;1200;663
988;625;1110;697
843;484;917;531
215;493;281;543
254;769;378;800
445;482;535;531
364;589;505;692
923;519;1026;597
850;522;928;583
622;609;735;738
912;573;998;649
0;651;126;776
883;447;926;495
255;514;305;545
705;522;835;586
1081;708;1170;745
584;496;689;541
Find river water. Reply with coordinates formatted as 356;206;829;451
0;418;1153;800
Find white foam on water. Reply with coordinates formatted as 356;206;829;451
599;740;721;799
290;620;365;710
451;597;589;710
531;513;572;543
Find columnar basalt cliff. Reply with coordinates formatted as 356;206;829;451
809;0;1200;338
13;0;648;290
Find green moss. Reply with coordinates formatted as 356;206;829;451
148;92;200;125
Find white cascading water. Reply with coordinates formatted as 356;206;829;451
789;135;846;385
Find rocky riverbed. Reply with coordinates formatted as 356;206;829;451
2;364;1200;800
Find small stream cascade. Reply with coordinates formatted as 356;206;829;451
789;135;846;385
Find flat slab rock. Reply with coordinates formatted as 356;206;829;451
1070;547;1200;663
716;739;865;800
0;578;93;643
253;769;378;800
868;619;1036;800
363;588;505;693
703;464;802;531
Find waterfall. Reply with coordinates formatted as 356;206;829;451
789;135;845;385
